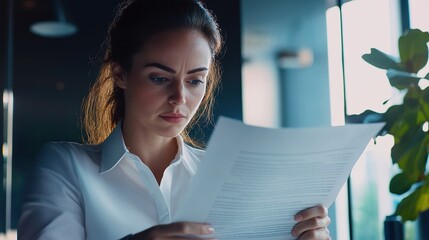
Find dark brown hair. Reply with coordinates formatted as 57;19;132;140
82;0;222;146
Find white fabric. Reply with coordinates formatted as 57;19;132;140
18;124;204;240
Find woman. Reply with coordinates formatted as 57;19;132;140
18;0;331;239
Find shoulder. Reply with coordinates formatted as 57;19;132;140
35;141;101;171
20;142;89;239
28;141;102;199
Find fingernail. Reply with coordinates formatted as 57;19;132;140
207;226;215;234
294;214;302;222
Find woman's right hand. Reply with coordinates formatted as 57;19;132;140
129;222;216;240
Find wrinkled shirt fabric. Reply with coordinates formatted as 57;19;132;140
18;124;203;240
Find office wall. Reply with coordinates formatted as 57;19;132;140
0;0;7;233
242;0;331;128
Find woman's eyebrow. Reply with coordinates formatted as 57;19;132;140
143;63;208;74
187;67;208;74
144;63;176;73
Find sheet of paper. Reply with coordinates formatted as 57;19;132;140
174;117;384;239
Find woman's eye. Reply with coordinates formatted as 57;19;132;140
190;79;204;86
150;77;168;85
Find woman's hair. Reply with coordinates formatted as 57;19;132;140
82;0;223;147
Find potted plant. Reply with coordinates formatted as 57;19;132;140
356;29;429;232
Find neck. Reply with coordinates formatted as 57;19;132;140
121;119;178;184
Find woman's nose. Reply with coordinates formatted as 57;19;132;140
169;82;186;105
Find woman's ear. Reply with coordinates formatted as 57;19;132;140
112;63;127;89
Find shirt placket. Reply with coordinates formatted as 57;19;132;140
130;155;171;224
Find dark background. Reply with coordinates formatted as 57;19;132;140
1;0;242;229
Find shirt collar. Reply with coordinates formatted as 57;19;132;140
172;135;184;163
179;138;198;175
100;123;128;174
172;135;199;175
100;123;192;174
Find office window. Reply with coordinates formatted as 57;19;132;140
409;0;429;76
409;0;429;31
328;0;403;239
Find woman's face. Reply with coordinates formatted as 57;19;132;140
115;29;212;139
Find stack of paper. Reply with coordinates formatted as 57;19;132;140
174;117;384;239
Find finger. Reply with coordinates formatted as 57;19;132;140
130;222;215;240
164;222;215;236
297;227;331;240
171;236;217;240
291;216;331;237
295;205;328;222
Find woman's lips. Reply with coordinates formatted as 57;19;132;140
160;114;186;123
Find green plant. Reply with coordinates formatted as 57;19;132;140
360;29;429;221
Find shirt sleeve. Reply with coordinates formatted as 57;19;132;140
18;143;85;240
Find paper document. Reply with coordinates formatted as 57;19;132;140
174;117;384;239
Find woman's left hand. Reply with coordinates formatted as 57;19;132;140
291;205;331;240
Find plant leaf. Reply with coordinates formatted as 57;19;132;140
347;109;384;123
399;29;429;73
386;69;422;90
362;48;403;71
421;88;429;119
389;116;425;164
395;131;429;180
416;110;427;124
384;105;404;125
390;172;415;194
395;184;429;221
386;105;414;142
403;86;422;109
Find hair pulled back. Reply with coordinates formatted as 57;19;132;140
82;0;222;146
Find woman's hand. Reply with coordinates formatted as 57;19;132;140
291;205;331;240
129;222;216;240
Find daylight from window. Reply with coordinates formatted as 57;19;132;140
327;0;402;239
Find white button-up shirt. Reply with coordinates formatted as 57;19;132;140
18;124;204;240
